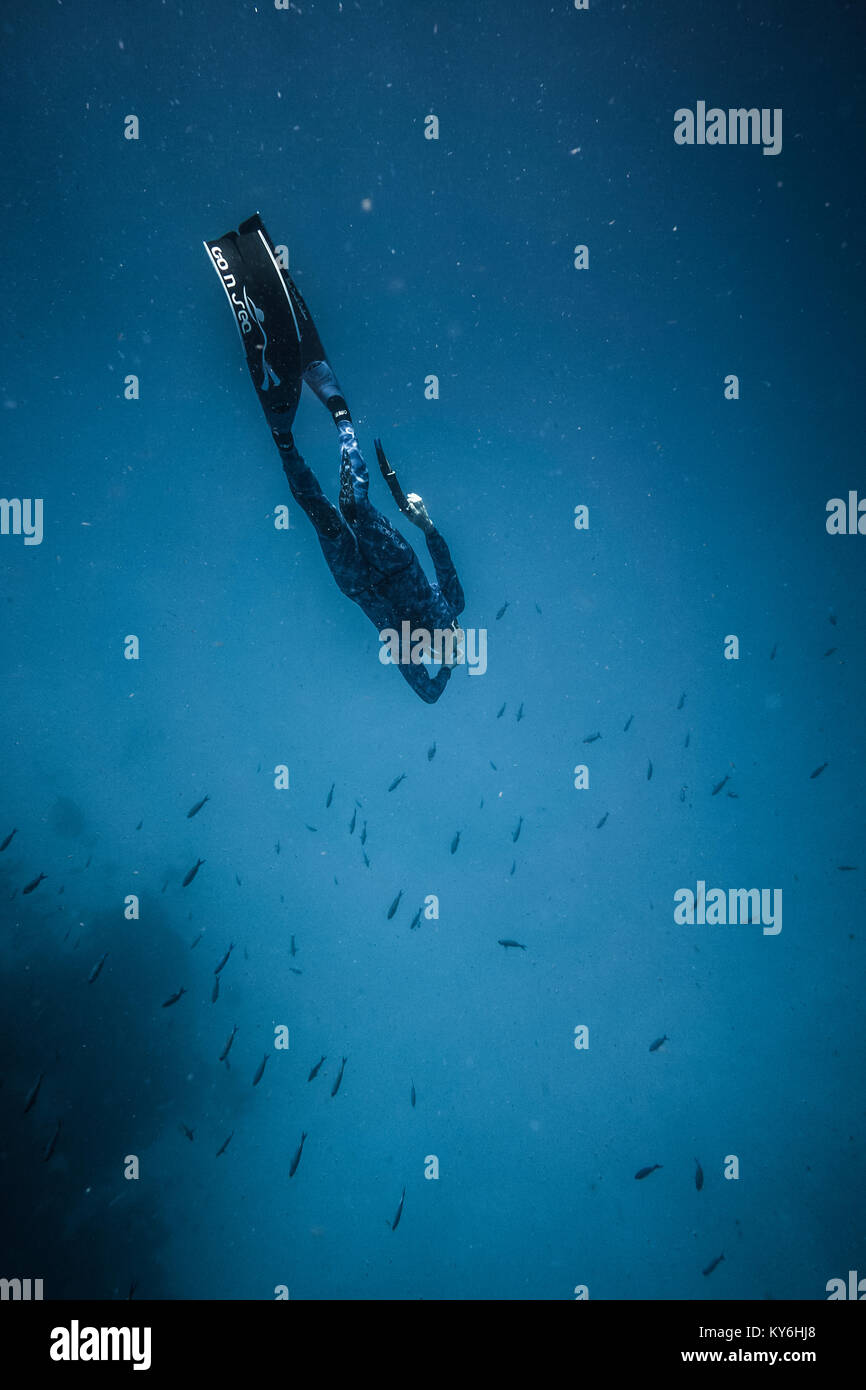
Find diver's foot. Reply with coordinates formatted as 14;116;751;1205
404;492;434;532
304;360;351;426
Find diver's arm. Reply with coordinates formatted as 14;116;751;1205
395;659;452;704
424;528;465;617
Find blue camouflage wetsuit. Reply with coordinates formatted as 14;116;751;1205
274;421;465;704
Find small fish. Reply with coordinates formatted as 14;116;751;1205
409;905;422;931
596;812;609;829
290;935;298;957
216;1131;234;1157
289;1130;307;1178
684;731;690;748
510;860;516;876
252;1054;268;1087
162;986;187;1008
496;601;509;620
219;1025;238;1063
0;828;17;852
829;613;837;626
23;1072;44;1115
388;773;406;792
349;808;357;835
498;938;526;950
411;1080;416;1108
136;820;143;830
275;840;280;855
305;824;318;832
647;759;653;780
535;602;542;614
635;1164;662;1180
497;703;506;718
450;830;460;854
22;872;47;895
427;742;436;761
214;943;234;975
363;851;371;868
727;791;739;799
190;931;203;949
695;1157;704;1191
711;775;729;796
211;976;220;1004
186;794;210;819
490;760;497;770
43;1119;62;1162
516;702;524;722
702;1252;724;1277
387;890;403;920
824;647;837;658
182;858;205;887
87;951;109;984
583;732;601;744
623;715;633;732
331;1056;347;1097
179;1123;194;1142
770;643;777;660
235;873;242;885
649;1035;668;1052
677;692;686;710
391;1186;406;1230
512;816;523;843
360;822;368;846
289;967;303;975
837;865;859;871
85;855;92;868
326;782;335;808
308;1055;326;1081
810;762;828;779
480;797;484;809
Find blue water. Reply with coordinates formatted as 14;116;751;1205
1;0;864;1301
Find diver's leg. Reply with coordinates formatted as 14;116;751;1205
278;435;346;540
336;428;416;579
276;436;369;598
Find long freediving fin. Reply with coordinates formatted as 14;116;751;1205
204;213;350;433
204;214;304;433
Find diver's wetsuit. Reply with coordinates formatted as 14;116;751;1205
204;213;464;703
275;423;465;704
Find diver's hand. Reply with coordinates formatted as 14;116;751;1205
404;492;434;532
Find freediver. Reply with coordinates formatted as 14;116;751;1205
204;214;465;704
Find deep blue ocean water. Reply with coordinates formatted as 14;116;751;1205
1;0;864;1301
